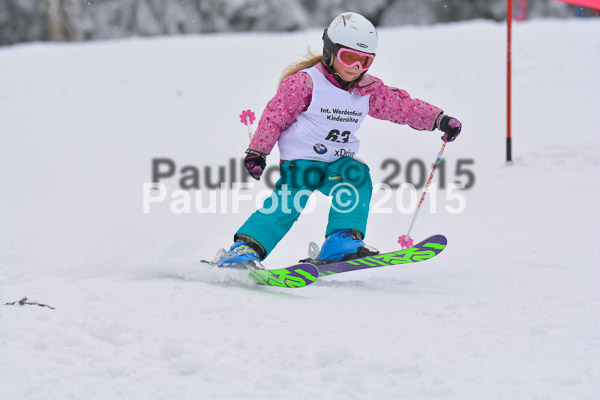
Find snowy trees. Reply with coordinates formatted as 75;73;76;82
0;0;576;46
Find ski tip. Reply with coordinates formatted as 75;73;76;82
411;234;447;246
430;234;448;246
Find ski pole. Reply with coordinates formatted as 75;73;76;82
239;109;256;141
398;142;447;248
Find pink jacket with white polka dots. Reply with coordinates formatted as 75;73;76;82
248;63;443;156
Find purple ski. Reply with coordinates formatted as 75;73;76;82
311;234;447;277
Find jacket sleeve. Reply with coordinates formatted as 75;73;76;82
367;79;443;131
248;72;313;155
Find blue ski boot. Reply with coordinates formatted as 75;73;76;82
216;239;265;269
315;229;378;265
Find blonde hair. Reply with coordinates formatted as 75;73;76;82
279;48;322;86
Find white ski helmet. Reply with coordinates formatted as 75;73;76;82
322;12;378;66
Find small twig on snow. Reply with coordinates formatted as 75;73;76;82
5;297;55;310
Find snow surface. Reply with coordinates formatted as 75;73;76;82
1;19;600;399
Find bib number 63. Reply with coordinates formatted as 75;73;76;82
325;129;351;143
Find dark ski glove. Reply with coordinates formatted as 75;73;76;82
438;115;462;142
244;150;266;180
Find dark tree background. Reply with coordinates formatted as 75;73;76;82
0;0;579;46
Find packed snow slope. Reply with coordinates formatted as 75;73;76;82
1;19;599;400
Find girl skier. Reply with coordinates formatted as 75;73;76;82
217;12;462;268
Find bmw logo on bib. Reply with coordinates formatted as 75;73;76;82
313;143;328;154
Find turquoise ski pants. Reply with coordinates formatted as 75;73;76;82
236;157;372;259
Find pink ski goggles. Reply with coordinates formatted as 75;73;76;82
336;47;375;71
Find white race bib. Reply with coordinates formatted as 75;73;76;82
278;66;370;162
